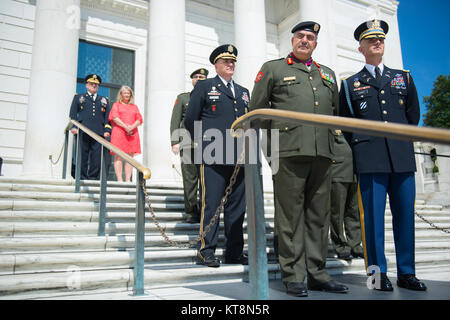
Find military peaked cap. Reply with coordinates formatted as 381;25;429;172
354;19;389;41
190;68;209;78
291;21;321;34
209;44;238;64
85;74;102;84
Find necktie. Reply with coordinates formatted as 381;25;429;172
227;82;234;97
375;66;382;84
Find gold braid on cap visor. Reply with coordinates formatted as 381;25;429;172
359;28;386;41
213;52;237;63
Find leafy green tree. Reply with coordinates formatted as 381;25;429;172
423;75;450;128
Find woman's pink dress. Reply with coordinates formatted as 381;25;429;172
109;102;143;155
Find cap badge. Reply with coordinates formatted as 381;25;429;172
314;24;319;32
228;45;233;53
370;20;381;29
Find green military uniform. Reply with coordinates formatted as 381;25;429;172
249;54;339;286
330;130;363;259
170;92;200;222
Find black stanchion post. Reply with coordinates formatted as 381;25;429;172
62;130;69;179
243;122;269;300
133;171;146;295
98;145;108;236
75;131;82;193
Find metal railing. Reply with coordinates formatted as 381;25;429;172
62;119;150;295
61;113;450;300
230;109;450;300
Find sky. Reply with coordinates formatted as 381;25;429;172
397;0;450;126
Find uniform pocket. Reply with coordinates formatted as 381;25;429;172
279;79;303;97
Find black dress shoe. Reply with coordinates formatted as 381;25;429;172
350;251;365;259
397;274;427;291
337;252;353;260
286;282;308;297
185;215;200;224
308;280;349;293
224;253;248;265
196;253;220;268
374;273;393;291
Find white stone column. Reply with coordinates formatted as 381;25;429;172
22;0;80;178
145;0;185;182
233;0;267;92
298;0;333;67
233;0;273;190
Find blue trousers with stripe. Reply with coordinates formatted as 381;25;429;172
358;172;416;276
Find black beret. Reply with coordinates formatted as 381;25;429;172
190;68;209;78
85;74;102;84
291;21;320;34
354;19;389;42
209;44;238;64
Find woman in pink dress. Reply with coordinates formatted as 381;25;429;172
109;86;143;182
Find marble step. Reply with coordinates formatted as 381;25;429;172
0;200;184;212
0;191;184;204
0;183;184;196
1;217;449;237
0;225;448;255
1;239;450;276
1;250;449;297
0;209;448;226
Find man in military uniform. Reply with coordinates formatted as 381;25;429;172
249;21;348;296
329;130;364;260
339;20;426;291
170;68;208;223
69;74;112;180
184;44;250;268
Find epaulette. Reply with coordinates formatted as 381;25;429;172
403;69;411;84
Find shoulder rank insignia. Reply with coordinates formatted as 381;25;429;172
287;57;293;65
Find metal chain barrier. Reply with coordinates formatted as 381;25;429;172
141;151;246;248
49;141;65;165
415;211;450;234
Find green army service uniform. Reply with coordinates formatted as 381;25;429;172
170;92;200;221
249;55;339;286
330;131;363;258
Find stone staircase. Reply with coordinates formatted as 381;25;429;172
0;176;449;299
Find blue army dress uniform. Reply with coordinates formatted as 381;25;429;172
69;74;112;180
184;44;250;267
339;20;423;289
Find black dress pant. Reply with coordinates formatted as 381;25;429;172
197;164;246;260
80;133;102;180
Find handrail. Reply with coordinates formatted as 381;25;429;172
230;108;450;300
231;109;450;145
69;119;151;179
63;118;149;296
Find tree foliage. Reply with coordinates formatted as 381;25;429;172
423;75;450;128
